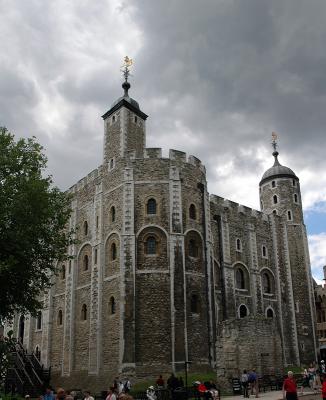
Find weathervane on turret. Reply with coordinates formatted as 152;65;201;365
271;132;280;166
120;56;133;97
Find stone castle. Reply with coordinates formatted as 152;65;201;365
6;69;317;390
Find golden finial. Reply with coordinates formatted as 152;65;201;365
121;56;133;82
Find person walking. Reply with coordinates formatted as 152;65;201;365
283;371;298;400
248;369;259;398
241;370;249;398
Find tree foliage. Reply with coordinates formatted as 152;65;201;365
0;127;73;321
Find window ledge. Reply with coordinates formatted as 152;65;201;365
35;329;42;332
263;292;275;297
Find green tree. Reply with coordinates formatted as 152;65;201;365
0;127;73;322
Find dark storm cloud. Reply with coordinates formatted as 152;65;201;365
1;0;326;210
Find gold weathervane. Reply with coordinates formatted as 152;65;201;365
121;56;133;81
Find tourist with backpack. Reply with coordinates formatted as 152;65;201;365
241;370;249;398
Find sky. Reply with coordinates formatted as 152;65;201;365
0;0;326;281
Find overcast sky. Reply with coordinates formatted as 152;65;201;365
1;0;326;281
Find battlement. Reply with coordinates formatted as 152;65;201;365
209;194;266;219
144;148;162;158
68;166;102;193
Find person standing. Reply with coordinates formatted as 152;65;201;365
156;375;165;389
322;374;326;400
282;371;298;400
83;391;94;400
241;370;249;398
106;388;117;400
248;369;259;398
43;387;55;400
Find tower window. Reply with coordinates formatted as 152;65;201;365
57;310;63;326
262;246;267;258
83;221;88;236
292;179;296;187
188;239;199;258
110;206;116;222
294;194;298;203
189;204;197;220
266;308;274;318
112;115;115;123
236;268;246;290
96;215;99;229
36;311;42;330
94;248;98;264
110;158;114;169
190;294;200;314
273;195;278;204
287;210;292;221
69;260;72;274
111;243;117;260
262;272;272;294
81;304;87;321
61;264;66;280
83;254;89;271
236;238;242;252
110;296;116;315
239;304;248;318
147;198;157;215
146;236;157;255
272;181;276;188
272;210;277;215
134;116;138;123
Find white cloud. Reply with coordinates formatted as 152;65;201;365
308;233;326;280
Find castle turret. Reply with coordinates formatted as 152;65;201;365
259;134;317;365
101;57;148;164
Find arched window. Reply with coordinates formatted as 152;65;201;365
235;268;246;290
262;272;272;294
273;195;278;204
111;243;117;260
287;210;292;221
83;254;89;271
190;294;199;314
239;304;248;318
36;311;42;330
61;264;66;280
189;204;197;220
262;246;267;258
110;206;116;222
146;236;157;255
110;159;114;169
236;238;242;252
81;304;87;321
266;308;274;318
272;181;276;188
294;194;298;203
57;310;63;326
83;221;88;236
147;198;157;215
292;179;296;187
134;116;138;123
35;345;41;361
110;297;116;315
188;239;198;258
272;210;277;215
112;115;116;123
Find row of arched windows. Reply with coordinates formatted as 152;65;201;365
238;304;274;319
235;266;274;294
236;239;268;259
56;297;116;326
82;206;116;238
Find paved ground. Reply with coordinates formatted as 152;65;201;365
225;389;320;400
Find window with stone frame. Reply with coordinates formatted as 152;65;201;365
273;195;278;204
83;254;89;271
189;204;197;220
36;311;42;330
111;242;117;260
81;304;87;321
110;296;116;315
147;198;157;215
190;294;200;314
262;271;273;294
236;238;242;252
57;310;63;326
294;193;298;203
239;304;248;318
146;236;157;255
272;180;276;188
235;266;248;290
287;210;292;221
83;220;88;236
262;245;268;258
266;308;274;318
61;264;66;280
110;206;116;222
188;239;199;258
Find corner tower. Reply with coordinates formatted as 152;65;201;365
102;57;148;164
259;134;317;365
